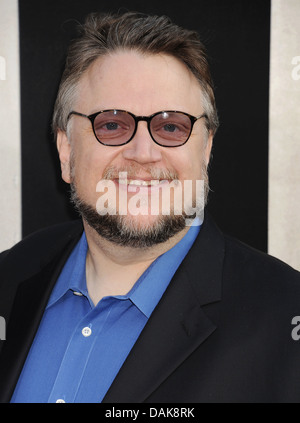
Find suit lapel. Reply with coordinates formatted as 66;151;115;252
103;268;218;403
103;214;225;403
0;214;224;403
0;227;82;403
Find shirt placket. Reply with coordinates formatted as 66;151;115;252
47;298;114;403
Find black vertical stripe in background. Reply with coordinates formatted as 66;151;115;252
19;0;270;252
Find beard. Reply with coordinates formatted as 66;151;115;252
69;160;209;249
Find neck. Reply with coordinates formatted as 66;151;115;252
83;221;189;305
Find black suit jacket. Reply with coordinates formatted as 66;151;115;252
1;214;300;403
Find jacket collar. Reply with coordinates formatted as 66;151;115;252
103;213;225;402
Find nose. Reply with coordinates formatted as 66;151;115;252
121;121;163;164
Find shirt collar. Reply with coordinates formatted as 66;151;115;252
46;231;88;309
126;223;200;318
47;222;201;317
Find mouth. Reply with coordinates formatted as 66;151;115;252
102;168;180;194
116;177;173;193
118;178;163;187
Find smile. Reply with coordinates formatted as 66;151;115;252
118;179;163;187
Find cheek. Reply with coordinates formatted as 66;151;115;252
71;146;105;193
171;145;203;182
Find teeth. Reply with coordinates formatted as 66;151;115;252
118;179;162;186
149;180;160;186
129;180;150;186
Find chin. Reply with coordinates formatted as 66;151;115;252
70;182;187;248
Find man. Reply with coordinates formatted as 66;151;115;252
0;11;300;403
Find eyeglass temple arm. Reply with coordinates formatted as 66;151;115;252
196;113;208;120
67;111;89;120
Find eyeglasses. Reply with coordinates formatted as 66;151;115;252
68;109;207;147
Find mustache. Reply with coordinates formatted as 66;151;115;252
101;165;179;181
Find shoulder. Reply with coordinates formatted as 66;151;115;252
0;220;83;283
201;212;299;280
224;233;300;281
198;213;300;303
220;233;300;319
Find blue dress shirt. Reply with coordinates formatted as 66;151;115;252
11;223;200;403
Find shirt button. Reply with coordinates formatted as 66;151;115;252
56;399;66;403
73;291;83;296
82;326;92;337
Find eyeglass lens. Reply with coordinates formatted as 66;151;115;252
92;110;192;146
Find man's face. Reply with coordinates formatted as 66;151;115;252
57;50;213;247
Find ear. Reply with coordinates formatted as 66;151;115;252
56;130;72;184
204;132;213;166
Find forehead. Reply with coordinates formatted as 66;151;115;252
74;50;203;115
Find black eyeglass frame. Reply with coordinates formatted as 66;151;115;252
67;109;208;147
